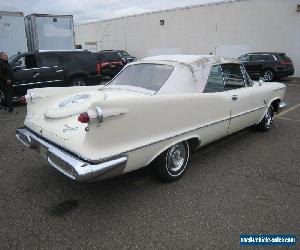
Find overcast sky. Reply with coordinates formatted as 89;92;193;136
0;0;223;24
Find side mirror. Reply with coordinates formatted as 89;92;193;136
259;77;265;86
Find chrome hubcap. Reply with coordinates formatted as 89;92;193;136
73;80;85;86
264;71;273;81
167;143;186;172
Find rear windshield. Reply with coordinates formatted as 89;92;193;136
276;53;290;61
99;52;120;62
119;51;129;56
108;63;174;92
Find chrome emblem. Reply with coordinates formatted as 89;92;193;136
63;124;78;132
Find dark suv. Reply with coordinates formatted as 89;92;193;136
238;52;294;81
7;50;101;100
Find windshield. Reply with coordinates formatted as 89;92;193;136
107;63;174;92
8;54;19;64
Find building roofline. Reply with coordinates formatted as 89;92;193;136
76;0;250;26
26;13;73;18
0;11;24;17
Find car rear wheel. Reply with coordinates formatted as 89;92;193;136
256;106;274;131
71;77;87;86
155;141;190;182
263;69;275;82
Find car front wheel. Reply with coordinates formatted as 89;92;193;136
155;141;190;182
256;106;274;131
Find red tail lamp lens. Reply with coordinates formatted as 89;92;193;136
96;63;101;75
19;96;27;104
280;61;292;65
78;112;90;123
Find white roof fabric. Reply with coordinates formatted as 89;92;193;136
143;55;238;93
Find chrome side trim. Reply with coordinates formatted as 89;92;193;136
16;128;127;182
19;66;58;71
230;105;266;119
13;79;62;87
103;112;125;119
273;87;286;92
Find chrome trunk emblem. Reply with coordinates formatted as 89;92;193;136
63;124;78;132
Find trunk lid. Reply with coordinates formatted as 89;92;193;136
25;86;150;141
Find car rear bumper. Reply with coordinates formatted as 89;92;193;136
16;127;127;182
275;69;294;78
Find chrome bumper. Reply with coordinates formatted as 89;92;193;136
278;101;287;112
16;128;127;182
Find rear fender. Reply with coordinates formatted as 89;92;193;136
145;135;201;166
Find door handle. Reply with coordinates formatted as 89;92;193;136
32;72;39;78
56;69;63;73
232;95;238;101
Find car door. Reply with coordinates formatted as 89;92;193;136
222;63;268;134
37;53;65;87
12;54;41;97
246;54;265;78
202;64;231;142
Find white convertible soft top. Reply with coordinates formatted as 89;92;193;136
142;55;239;93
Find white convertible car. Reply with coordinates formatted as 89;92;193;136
16;55;287;182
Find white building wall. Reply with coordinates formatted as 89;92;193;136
75;0;300;76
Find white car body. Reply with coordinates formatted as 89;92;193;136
16;55;286;181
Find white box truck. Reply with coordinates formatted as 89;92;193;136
25;14;75;51
0;11;28;56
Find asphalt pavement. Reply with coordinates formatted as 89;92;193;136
0;78;299;249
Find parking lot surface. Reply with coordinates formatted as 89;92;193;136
0;78;299;249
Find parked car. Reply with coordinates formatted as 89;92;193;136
100;50;136;64
96;50;136;79
238;52;294;82
96;51;124;79
116;50;137;64
16;55;287;183
5;50;101;102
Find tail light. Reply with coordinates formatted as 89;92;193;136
280;61;292;65
100;62;109;67
78;112;90;123
96;63;101;76
100;61;123;67
19;96;27;104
